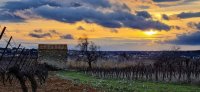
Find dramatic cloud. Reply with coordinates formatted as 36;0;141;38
136;11;152;18
29;33;52;38
29;29;60;38
0;11;24;22
1;0;61;12
177;12;200;19
0;0;170;31
29;29;74;39
33;5;170;30
80;0;111;8
60;34;74;39
167;31;200;45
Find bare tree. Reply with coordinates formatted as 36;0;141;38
76;36;100;69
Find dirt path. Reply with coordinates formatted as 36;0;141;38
0;76;97;92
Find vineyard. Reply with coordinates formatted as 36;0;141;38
70;51;200;83
0;27;48;92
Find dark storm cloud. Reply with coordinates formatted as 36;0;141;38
1;0;61;12
29;33;52;38
167;31;200;45
0;11;24;22
60;34;74;39
70;2;82;7
81;0;111;8
1;0;110;11
0;0;170;31
136;11;152;18
177;12;200;19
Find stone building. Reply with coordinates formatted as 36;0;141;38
38;44;68;69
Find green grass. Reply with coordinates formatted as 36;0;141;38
57;71;200;92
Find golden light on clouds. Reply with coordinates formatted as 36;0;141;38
144;30;158;36
0;0;200;50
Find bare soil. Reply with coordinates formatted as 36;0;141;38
0;76;97;92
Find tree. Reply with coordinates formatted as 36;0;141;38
76;36;100;69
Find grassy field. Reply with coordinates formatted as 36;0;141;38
57;71;200;92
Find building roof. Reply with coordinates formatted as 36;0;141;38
38;44;67;50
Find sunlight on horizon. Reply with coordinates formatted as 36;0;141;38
144;30;158;36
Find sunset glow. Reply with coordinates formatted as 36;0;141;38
1;1;200;91
144;30;158;36
0;0;200;51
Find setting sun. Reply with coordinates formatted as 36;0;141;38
144;30;158;36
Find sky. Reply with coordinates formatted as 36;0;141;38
0;0;200;51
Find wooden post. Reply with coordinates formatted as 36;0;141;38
0;27;6;40
19;50;32;70
17;49;29;66
0;36;12;62
9;48;27;83
14;48;25;65
6;44;21;69
0;36;12;85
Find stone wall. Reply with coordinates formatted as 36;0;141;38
38;44;68;69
